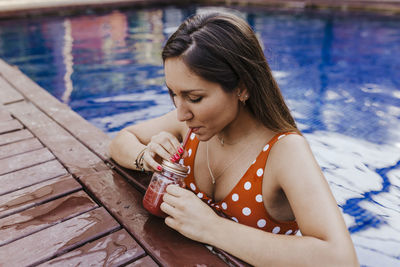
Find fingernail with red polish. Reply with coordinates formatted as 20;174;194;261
170;157;176;162
157;165;162;171
178;147;184;154
174;153;180;160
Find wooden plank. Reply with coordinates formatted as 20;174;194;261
0;119;23;134
0;207;120;267
0;174;80;219
0;190;97;246
0;147;55;175
79;170;226;266
0;137;43;160
0;106;12;122
125;256;159;267
38;229;145;267
0;160;68;196
5;101;105;176
108;160;151;193
0;129;33;146
0;75;24;104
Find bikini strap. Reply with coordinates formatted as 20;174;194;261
256;132;299;164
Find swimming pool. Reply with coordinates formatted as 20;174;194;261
0;5;399;266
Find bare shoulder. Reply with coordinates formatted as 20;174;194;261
268;133;321;184
270;133;311;158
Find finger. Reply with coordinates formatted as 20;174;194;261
165;184;186;197
147;142;170;161
154;132;183;159
160;201;178;217
169;136;183;155
152;133;176;155
162;140;182;162
163;192;181;208
164;216;181;230
181;149;189;159
142;149;161;171
162;131;183;153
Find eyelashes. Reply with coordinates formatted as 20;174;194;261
168;89;203;103
168;89;176;98
188;96;202;103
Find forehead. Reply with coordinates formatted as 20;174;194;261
164;58;199;84
164;57;214;92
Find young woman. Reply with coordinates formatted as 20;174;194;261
109;12;358;266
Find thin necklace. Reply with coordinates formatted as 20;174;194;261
206;142;216;184
217;135;240;146
217;132;254;147
206;130;264;184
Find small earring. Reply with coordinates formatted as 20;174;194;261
241;95;248;102
238;92;241;97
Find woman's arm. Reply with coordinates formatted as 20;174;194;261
109;110;187;171
161;134;359;266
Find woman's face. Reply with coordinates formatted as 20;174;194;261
164;57;240;141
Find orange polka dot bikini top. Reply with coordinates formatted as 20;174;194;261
183;132;299;235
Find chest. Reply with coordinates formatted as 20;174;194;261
192;142;270;201
185;139;296;222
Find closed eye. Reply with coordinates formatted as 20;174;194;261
168;88;203;104
187;96;203;103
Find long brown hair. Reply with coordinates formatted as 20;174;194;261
162;12;299;134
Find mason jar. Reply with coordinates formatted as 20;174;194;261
142;159;188;217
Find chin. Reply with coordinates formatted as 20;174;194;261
194;132;213;142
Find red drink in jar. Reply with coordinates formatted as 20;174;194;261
143;159;188;218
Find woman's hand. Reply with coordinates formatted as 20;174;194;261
142;131;184;171
160;185;220;243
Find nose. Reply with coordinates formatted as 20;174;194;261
175;99;193;122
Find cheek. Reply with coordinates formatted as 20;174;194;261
198;99;238;125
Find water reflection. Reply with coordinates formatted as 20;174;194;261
307;132;400;266
0;5;399;266
62;19;73;103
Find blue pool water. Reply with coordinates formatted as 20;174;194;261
0;5;399;266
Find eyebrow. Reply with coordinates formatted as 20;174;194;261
166;85;205;94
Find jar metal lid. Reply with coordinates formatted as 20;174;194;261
161;159;188;176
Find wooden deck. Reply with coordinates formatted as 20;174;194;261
0;59;249;266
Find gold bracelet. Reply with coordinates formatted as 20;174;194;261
135;146;147;171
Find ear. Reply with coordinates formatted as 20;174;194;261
236;84;249;102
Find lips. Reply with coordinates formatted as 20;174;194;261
190;127;201;133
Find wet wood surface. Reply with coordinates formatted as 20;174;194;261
0;59;241;266
0;160;68;196
0;175;80;219
0;208;120;266
125;255;159;267
38;229;146;267
0;190;98;246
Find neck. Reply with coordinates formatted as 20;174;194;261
216;108;265;146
